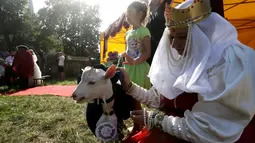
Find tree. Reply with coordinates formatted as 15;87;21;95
0;0;33;50
37;0;101;57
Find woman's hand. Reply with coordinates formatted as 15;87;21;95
116;67;131;91
122;53;135;65
130;110;149;126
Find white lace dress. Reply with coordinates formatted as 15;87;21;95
28;53;42;87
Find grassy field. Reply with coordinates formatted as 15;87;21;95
0;78;77;94
0;95;99;143
0;78;134;143
44;77;77;86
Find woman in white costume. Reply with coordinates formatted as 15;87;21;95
28;49;42;86
119;0;255;143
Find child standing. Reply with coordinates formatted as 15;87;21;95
123;1;151;90
122;0;151;135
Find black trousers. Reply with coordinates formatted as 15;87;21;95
18;77;29;89
5;66;14;88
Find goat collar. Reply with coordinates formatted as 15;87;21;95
93;94;115;104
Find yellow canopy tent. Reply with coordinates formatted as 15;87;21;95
100;26;129;64
226;0;255;48
100;0;255;64
100;13;131;64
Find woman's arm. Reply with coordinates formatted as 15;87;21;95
126;82;163;108
118;66;163;109
152;81;255;143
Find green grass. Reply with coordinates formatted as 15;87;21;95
0;78;77;94
0;79;134;142
0;77;77;93
0;95;99;143
44;77;77;86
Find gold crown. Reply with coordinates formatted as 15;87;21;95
165;0;212;28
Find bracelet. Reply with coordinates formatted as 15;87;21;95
147;112;154;130
146;111;157;130
174;98;177;109
143;109;147;126
153;114;164;130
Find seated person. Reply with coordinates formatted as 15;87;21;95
4;49;16;89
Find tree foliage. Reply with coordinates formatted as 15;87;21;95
0;0;35;49
0;0;101;58
37;0;101;57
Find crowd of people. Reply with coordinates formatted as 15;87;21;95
0;45;65;90
1;45;38;89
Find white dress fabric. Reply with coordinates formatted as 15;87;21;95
32;53;42;79
147;0;255;142
28;52;42;87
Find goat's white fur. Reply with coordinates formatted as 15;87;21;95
73;66;119;141
73;66;113;104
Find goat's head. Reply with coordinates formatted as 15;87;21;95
72;65;116;103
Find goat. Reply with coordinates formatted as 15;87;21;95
72;64;134;142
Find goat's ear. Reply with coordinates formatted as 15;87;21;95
81;68;84;72
104;64;116;79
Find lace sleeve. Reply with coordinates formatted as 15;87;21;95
126;83;163;108
153;114;198;142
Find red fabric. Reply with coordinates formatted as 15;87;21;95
236;116;255;143
12;49;34;78
9;85;76;96
124;93;255;143
124;93;197;143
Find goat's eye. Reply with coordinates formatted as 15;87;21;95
88;81;96;85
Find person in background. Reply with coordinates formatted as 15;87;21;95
38;49;45;75
0;50;10;61
58;52;65;80
0;58;5;86
12;45;34;89
0;58;5;81
121;0;152;136
146;0;169;65
4;50;16;66
4;49;16;89
28;49;42;87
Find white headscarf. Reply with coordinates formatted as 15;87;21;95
148;0;240;100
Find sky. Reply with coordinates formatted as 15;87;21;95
33;0;133;32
